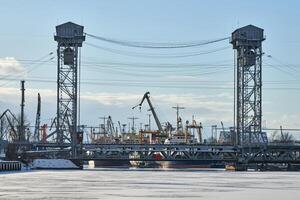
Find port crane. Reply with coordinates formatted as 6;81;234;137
132;92;163;133
0;109;19;141
107;116;116;137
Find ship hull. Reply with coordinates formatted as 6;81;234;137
90;160;130;168
157;161;225;169
130;160;159;168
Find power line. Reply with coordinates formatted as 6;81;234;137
84;65;232;77
0;52;54;87
264;61;300;80
85;33;230;49
3;75;300;85
7;58;300;72
1;58;235;69
1;77;300;90
85;42;231;58
267;55;300;73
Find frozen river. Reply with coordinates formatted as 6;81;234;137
1;168;300;200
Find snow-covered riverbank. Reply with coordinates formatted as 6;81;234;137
0;169;300;200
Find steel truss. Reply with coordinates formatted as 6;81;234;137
241;144;300;164
16;143;300;169
82;144;238;163
231;25;266;146
56;43;78;145
46;22;85;158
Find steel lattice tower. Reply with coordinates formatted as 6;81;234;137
231;25;266;146
54;22;85;155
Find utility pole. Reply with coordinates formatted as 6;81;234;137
128;117;138;133
172;104;185;133
20;80;25;142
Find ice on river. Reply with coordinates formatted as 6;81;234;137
1;168;300;200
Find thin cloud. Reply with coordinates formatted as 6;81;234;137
0;57;25;75
80;92;233;114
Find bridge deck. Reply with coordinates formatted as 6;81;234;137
13;143;299;165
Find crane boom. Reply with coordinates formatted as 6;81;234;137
132;92;163;132
0;109;19;140
107;116;115;136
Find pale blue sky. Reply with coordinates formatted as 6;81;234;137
0;0;299;136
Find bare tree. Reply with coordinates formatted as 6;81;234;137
269;130;295;143
278;132;294;143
